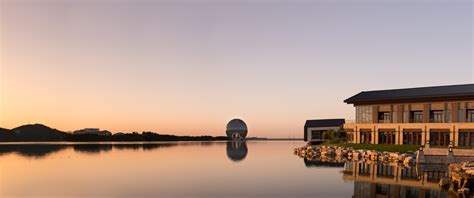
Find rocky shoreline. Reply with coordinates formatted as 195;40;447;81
294;145;474;196
294;145;418;165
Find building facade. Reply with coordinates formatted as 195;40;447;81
343;84;474;147
304;119;345;143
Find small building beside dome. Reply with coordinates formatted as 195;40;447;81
226;119;248;140
304;119;345;143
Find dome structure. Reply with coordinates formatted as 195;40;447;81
226;119;248;140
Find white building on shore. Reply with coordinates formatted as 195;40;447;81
73;128;112;136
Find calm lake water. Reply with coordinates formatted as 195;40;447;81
0;141;448;198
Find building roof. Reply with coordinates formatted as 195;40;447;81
304;119;345;128
344;84;474;105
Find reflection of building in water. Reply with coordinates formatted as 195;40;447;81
343;161;448;198
226;141;248;162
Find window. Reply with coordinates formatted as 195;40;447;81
459;132;468;147
445;109;451;123
378;112;391;123
459;110;465;122
459;130;474;148
429;130;450;146
356;106;373;123
470;132;474;146
378;130;395;144
360;129;371;144
411;111;423;123
347;133;354;142
311;130;322;140
430;111;444;123
468;110;474;122
403;130;422;145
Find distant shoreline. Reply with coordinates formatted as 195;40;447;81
0;123;302;143
0;139;303;144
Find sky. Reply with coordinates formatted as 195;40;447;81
0;0;473;138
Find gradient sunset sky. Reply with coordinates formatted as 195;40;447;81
1;0;473;138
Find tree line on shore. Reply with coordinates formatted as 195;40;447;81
0;124;229;142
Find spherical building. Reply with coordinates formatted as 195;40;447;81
226;119;248;140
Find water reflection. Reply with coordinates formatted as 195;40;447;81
0;144;67;158
0;142;247;162
73;144;113;154
343;161;448;198
303;156;451;198
0;143;183;158
226;141;248;162
0;142;353;197
304;158;344;168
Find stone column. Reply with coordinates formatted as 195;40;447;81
373;126;377;144
421;129;425;146
356;128;359;144
372;106;379;123
423;103;430;123
452;102;459;123
452;126;458;147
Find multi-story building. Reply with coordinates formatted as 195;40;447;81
343;84;474;147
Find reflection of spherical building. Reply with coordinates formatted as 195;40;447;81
226;119;248;140
226;141;248;162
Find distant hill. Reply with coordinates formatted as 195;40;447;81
12;124;68;141
0;127;15;141
0;127;11;133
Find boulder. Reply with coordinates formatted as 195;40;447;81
404;156;415;165
352;151;361;160
465;169;474;175
389;152;400;160
462;161;474;169
449;163;463;172
458;188;470;195
370;154;378;161
439;178;450;188
325;148;335;156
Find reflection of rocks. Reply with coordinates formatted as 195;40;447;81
0;144;67;158
226;141;248;162
294;145;417;164
304;158;344;168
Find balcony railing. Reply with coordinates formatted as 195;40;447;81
429;119;444;123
